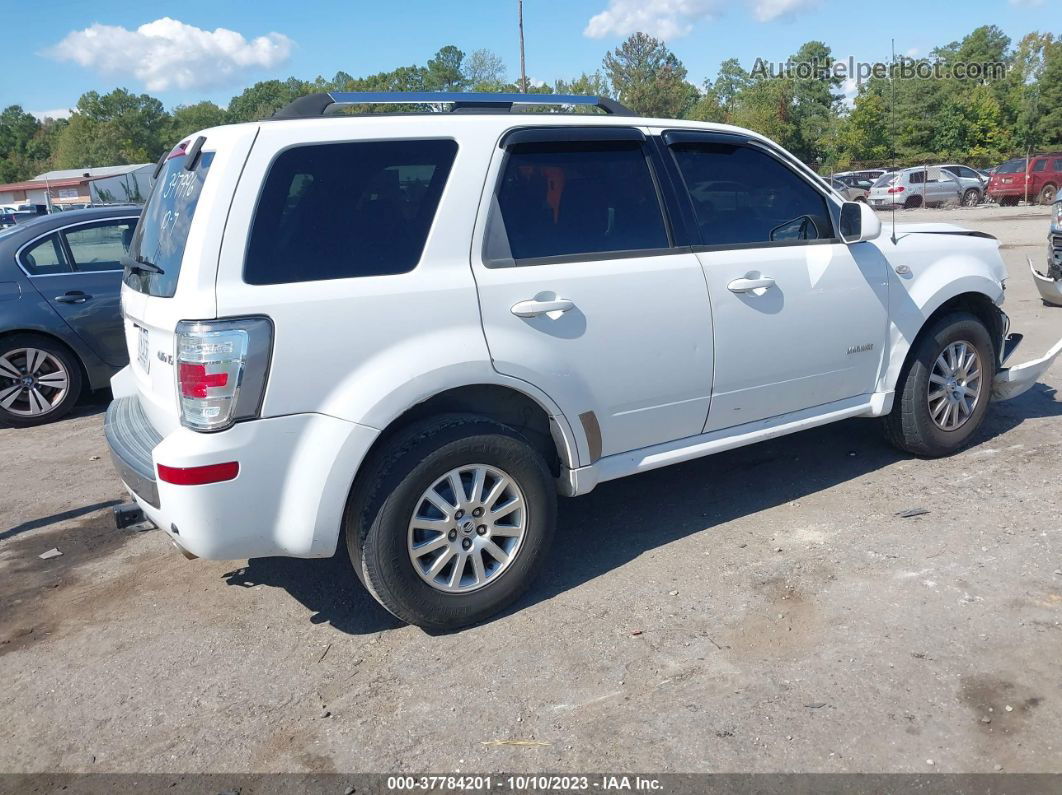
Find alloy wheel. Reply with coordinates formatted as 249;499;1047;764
927;340;982;431
407;464;526;593
0;348;70;417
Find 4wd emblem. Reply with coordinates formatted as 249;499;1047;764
157;350;173;365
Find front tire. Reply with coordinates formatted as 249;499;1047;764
1039;184;1057;205
345;414;557;630
0;334;83;427
962;188;980;207
883;313;994;456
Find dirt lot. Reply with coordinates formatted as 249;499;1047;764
1;205;1060;774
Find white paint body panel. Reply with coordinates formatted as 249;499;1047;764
696;241;889;431
472;251;714;457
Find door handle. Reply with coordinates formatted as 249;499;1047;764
727;276;775;294
55;291;92;304
510;297;575;318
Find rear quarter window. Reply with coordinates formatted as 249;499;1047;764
244;139;458;285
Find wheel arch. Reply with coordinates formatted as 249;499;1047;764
883;289;1005;397
357;381;584;488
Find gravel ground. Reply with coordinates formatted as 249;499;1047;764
1;204;1060;774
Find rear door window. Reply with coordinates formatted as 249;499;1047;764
486;139;669;264
63;220;137;272
244;139;458;285
1033;159;1047;172
126;146;215;297
20;234;71;275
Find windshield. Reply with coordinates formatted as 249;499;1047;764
996;159;1026;174
125;145;215;297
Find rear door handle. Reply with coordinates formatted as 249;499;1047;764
727;276;775;294
55;291;92;304
511;297;575;318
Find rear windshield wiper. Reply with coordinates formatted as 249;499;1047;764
124;255;164;276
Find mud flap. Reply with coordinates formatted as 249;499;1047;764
992;336;1062;401
1030;257;1062;307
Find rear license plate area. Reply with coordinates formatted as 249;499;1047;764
136;325;150;373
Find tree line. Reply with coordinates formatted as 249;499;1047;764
1;25;1059;184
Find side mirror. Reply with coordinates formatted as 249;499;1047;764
839;201;881;244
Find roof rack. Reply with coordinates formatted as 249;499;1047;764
271;92;635;119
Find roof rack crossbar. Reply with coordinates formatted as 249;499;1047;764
271;92;635;119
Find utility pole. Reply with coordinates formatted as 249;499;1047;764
518;0;527;93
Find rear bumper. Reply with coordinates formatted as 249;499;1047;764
104;396;380;560
105;397;162;508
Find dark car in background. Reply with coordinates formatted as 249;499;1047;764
0;206;140;426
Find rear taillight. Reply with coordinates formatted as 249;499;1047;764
887;186;905;194
175;317;273;432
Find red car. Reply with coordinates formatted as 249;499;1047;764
987;154;1062;206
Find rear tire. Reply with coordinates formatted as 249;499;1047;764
904;195;923;209
0;334;83;427
883;313;994;457
344;414;557;630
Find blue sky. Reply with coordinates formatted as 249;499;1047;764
0;0;1049;117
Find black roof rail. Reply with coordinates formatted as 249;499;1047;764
271;91;635;119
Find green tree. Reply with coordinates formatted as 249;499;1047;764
836;80;892;164
603;32;696;118
426;45;468;91
1036;38;1062;147
53;89;168;168
730;75;797;151
788;41;843;163
464;49;507;91
553;71;611;112
227;77;311;122
0;105;42;182
168;102;228;143
711;58;752;116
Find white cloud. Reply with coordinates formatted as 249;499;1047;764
583;0;820;39
584;0;724;40
1009;0;1043;6
750;0;819;22
905;47;920;58
46;17;293;92
29;108;72;121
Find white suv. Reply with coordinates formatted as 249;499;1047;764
106;92;1061;629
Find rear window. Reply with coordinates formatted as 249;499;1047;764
244;139;458;285
125;147;215;297
872;173;895;188
996;159;1026;174
486;140;669;263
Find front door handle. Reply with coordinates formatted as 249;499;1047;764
727;276;775;294
55;291;92;304
511;297;575;318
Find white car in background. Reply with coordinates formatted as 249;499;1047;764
868;166;963;209
105;92;1061;630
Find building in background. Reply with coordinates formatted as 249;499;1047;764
0;164;153;209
